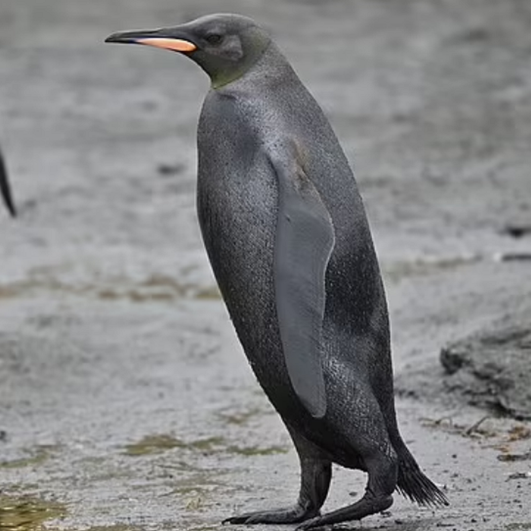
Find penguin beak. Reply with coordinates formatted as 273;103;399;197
105;28;197;53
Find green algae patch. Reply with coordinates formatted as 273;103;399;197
123;434;186;456
226;444;288;456
0;494;66;531
0;272;222;303
123;433;287;460
81;526;142;531
217;408;262;426
383;255;480;283
159;473;228;515
186;437;225;452
192;286;222;300
0;447;57;470
123;434;226;457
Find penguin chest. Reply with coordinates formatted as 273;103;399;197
196;134;289;382
198;173;276;308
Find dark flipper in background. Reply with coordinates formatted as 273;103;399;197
0;146;16;217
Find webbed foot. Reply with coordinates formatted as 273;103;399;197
223;503;318;525
295;493;393;530
223;425;331;526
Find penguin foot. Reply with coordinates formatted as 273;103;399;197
295;517;327;530
295;494;393;530
223;504;319;525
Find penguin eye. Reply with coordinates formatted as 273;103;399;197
205;33;223;45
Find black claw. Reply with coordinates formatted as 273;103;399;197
296;517;325;531
222;517;248;525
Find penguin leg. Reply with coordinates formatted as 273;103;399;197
223;426;332;525
296;453;397;530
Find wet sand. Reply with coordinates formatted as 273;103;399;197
1;1;531;530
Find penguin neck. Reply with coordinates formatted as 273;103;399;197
207;33;271;90
212;43;294;92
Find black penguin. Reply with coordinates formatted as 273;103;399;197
0;146;16;217
106;14;448;529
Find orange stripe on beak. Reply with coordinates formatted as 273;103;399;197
136;38;197;52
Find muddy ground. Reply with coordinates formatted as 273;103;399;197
1;0;531;530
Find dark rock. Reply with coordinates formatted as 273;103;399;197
497;252;531;262
501;224;531;239
497;452;531;462
440;321;531;419
157;163;186;176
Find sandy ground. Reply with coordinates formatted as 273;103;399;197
1;0;531;530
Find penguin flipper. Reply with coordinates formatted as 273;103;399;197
269;140;335;419
0;149;16;217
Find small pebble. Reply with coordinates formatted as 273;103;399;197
157;163;185;176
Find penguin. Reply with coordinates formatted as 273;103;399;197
106;14;448;529
0;146;16;217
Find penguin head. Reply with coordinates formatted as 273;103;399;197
105;14;271;89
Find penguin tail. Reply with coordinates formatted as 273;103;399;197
395;444;449;508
